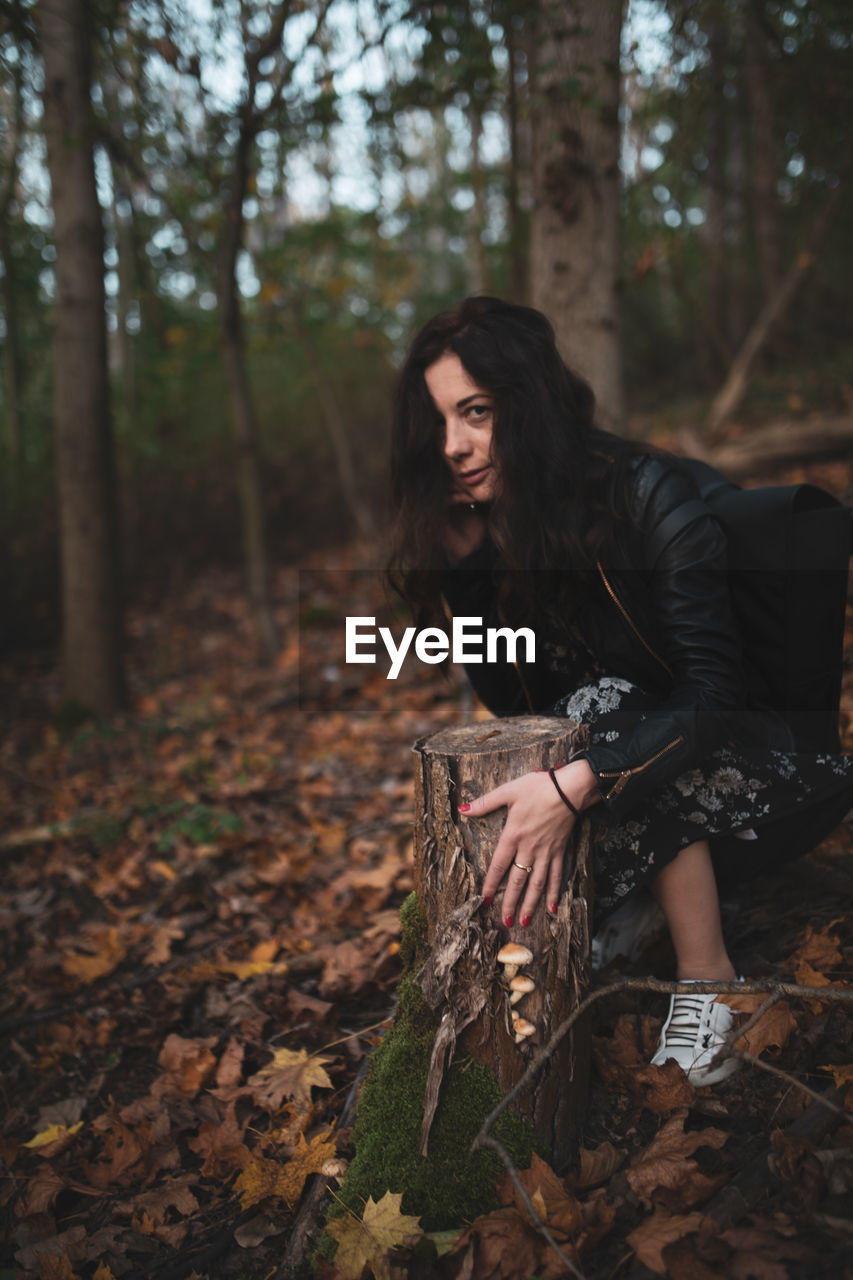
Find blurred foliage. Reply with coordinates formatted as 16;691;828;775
1;0;852;650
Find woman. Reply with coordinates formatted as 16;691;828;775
388;295;853;1085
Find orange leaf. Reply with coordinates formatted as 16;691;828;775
61;925;127;983
151;1034;217;1099
234;1127;336;1209
720;995;797;1056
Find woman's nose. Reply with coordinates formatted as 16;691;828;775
443;415;471;460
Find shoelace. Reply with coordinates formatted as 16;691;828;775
662;995;717;1046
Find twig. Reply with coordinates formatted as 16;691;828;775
470;974;853;1273
473;976;853;1152
476;1130;586;1280
733;1050;850;1115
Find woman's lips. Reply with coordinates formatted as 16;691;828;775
460;465;491;487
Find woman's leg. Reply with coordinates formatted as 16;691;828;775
651;840;736;982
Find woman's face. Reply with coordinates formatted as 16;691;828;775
424;352;498;503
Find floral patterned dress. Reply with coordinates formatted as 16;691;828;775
549;672;853;913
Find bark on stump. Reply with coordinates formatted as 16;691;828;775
413;716;592;1169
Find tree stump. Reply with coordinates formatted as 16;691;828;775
413;716;592;1170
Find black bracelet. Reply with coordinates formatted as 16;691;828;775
549;768;580;816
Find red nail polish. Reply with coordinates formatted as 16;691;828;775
504;914;514;928
548;902;557;914
483;896;492;908
458;803;471;812
521;914;530;927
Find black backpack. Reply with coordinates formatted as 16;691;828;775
645;458;852;753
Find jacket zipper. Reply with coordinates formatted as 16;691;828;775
596;561;673;680
597;734;685;798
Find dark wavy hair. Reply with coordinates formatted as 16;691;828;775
388;295;643;628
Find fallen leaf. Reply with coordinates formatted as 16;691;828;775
17;1165;66;1215
234;1214;282;1248
187;1104;250;1177
789;921;843;983
61;925;127;983
569;1140;625;1189
326;1190;423;1280
627;1207;705;1275
446;1205;578;1280
498;1153;583;1238
23;1121;84;1152
627;1110;728;1209
634;1060;697;1114
151;1034;217;1099
215;1036;245;1088
720;995;797;1057
234;1128;336;1209
247;1047;333;1111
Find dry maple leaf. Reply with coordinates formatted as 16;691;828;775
789;920;843;984
627;1206;705;1276
627;1110;728;1209
235;1127;336;1209
498;1152;584;1239
720;995;797;1056
447;1205;577;1280
247;1047;333;1111
326;1190;423;1280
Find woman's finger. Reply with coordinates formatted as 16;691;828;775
458;785;510;819
516;859;549;925
546;854;563;915
497;858;537;926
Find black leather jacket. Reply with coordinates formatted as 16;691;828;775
441;454;794;822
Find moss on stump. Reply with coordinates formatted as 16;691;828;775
326;892;535;1236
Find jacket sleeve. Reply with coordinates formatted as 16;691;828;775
582;458;752;821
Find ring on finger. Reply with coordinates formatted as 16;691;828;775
513;860;533;874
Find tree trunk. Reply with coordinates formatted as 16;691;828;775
705;180;843;438
218;118;280;664
291;307;375;542
529;0;624;432
703;2;730;375
744;0;782;303
468;105;489;294
0;219;22;486
413;716;591;1168
505;13;527;303
39;0;124;715
1;60;23;492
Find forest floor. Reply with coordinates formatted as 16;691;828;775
2;451;853;1280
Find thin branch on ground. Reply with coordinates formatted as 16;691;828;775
470;974;853;1273
476;1131;586;1280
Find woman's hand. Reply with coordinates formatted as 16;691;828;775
459;760;599;926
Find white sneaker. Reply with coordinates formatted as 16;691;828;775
591;891;665;971
650;981;743;1085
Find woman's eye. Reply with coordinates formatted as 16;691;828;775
466;404;491;422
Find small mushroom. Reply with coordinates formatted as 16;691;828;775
497;942;533;981
509;974;536;1005
512;1014;536;1044
321;1157;348;1183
